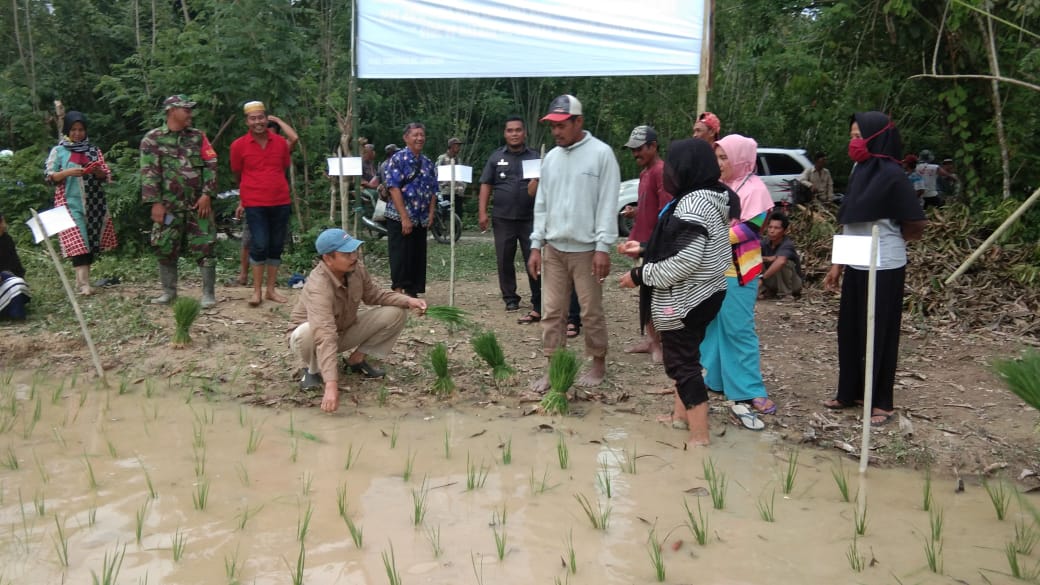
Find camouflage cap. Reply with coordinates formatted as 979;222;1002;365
163;95;197;110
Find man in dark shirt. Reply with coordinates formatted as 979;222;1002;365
478;116;541;321
759;212;803;299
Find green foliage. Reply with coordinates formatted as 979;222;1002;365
994;350;1040;410
429;342;454;395
471;331;514;381
171;297;202;347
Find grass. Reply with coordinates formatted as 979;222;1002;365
647;525;665;582
847;534;865;572
564;529;577;574
683;497;710;545
297;500;314;542
501;436;512;465
492;524;507;560
471;331;515;382
529;466;556;495
381;541;402;585
388;422;399;449
53;515;69;567
703;458;727;510
430;343;455;395
171;297;202;348
425;523;442;557
344;513;364;549
192;479;210;511
344;442;363;470
854;498;868;536
780;449;799;495
192;445;206;478
466;453;490;490
91;542;126;585
541;348;578;415
377;386;389;406
493;504;507;527
412;475;430;526
922;468;933;511
993;349;1040;409
556;434;569;469
301;471;313;496
620;443;638;474
134;501;149;545
596;461;612;498
574;493;610;530
424;305;469;329
337;482;348;517
983;479;1012;520
923;507;944;573
33;489;45;516
286;542;305;585
929;505;944;542
225;547;241;585
1014;519;1040;554
246;426;263;454
757;489;776;522
403;448;417;482
50;379;64;404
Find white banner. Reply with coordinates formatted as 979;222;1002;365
357;0;703;79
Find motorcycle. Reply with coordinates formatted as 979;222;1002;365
356;187;461;244
354;187;388;240
430;191;462;244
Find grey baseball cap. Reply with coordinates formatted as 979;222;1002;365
624;125;658;149
541;94;583;122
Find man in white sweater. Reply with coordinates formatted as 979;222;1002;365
527;95;620;391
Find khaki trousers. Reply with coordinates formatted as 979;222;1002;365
540;245;608;359
290;306;408;373
761;262;803;297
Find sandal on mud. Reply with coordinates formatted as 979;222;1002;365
730;404;765;431
656;414;688;430
566;323;581;338
517;311;541;324
750;397;777;415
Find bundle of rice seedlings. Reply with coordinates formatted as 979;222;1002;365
171;297;202;349
541;348;579;415
424;305;469;330
430;342;455;395
994;350;1040;411
471;331;515;381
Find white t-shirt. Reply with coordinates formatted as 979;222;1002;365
915;163;940;197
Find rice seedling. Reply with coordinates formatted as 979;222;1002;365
246;426;262;454
235;462;250;487
492;504;507;527
83;451;97;490
403;449;417;482
301;471;313;496
703;458;727;510
286;542;305;585
922;468;933;511
191;479;209;511
994;349;1040;409
32;450;48;483
236;503;263;531
574;493;610;530
145;379;155;399
596;460;613;498
1007;541;1024;579
556;434;569;470
289;438;298;463
192;444;206;478
135;501;149;545
33;489;45;516
620;443;638;474
17;490;31;545
683;497;709;545
344;513;363;548
529;466;556;495
170;527;187;561
923;530;943;573
854;498;868;536
847;534;865;572
829;458;850;502
91;542;126;585
647;525;665;582
471;552;485;585
1014;519;1040;555
424;305;469;329
389;422;399;449
412;475;430;526
297;500;313;542
381;541;402;585
377;385;389;406
87;503;97;527
53;515;69;567
118;373;131;395
0;415;13;435
541;348;578;415
983;479;1012;521
780;448;799;495
344;442;363;470
564;529;577;574
50;380;64;405
1;446;17;470
471;331;515;382
758;489;777;522
929;505;944;542
22;396;40;439
443;428;452;459
501;436;512;465
171;297;202;348
466;453;490;490
425;523;442;557
337;482;348;517
224;547;241;584
430;343;455;395
492;524;507;560
105;436;117;459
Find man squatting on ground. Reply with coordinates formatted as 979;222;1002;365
230;100;299;307
288;229;426;413
141;94;219;308
759;212;803;299
528;95;620;391
478;116;541;321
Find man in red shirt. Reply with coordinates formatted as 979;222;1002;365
621;125;671;362
230;101;299;306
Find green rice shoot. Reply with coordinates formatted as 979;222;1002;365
471;331;514;381
171;297;202;348
430;343;455;395
994;349;1040;410
424;305;469;329
541;348;579;415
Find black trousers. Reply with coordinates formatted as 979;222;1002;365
492;217;540;311
835;266;906;412
385;218;428;296
659;290;726;409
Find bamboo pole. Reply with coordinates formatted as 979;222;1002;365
858;224;880;473
30;209;106;385
945;185;1040;285
338;146;348;230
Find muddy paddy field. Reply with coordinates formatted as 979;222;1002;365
2;237;1040;584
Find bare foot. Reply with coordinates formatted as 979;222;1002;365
686;436;710;448
575;370;604;387
248;291;262;307
266;289;288;303
651;348;663;364
529;375;550;394
236;274;248;286
624;339;652;354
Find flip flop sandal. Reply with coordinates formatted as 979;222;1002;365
730;404;765;431
751;397;778;415
566;323;581;338
517;312;541;324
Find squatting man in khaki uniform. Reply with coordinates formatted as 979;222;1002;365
287;229;426;413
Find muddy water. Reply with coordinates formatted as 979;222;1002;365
0;372;1031;585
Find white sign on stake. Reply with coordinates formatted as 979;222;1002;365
327;157;363;176
831;235;882;266
436;165;472;184
522;159;541;179
26;206;76;243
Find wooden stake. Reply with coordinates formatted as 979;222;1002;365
858;224;880;473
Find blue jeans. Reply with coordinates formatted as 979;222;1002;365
244;204;291;265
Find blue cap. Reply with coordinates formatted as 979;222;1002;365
315;229;363;255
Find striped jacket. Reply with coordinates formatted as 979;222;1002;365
634;188;730;331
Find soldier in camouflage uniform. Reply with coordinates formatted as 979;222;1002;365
141;94;220;308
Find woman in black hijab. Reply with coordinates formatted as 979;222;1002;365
619;139;733;446
823;112;927;424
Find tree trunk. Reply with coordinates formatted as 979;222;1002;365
979;10;1012;199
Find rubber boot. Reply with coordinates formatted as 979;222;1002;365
74;265;93;296
200;264;217;308
151;263;178;304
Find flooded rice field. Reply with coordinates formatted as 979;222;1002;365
0;370;1034;585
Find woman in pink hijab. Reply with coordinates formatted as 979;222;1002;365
700;134;777;421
